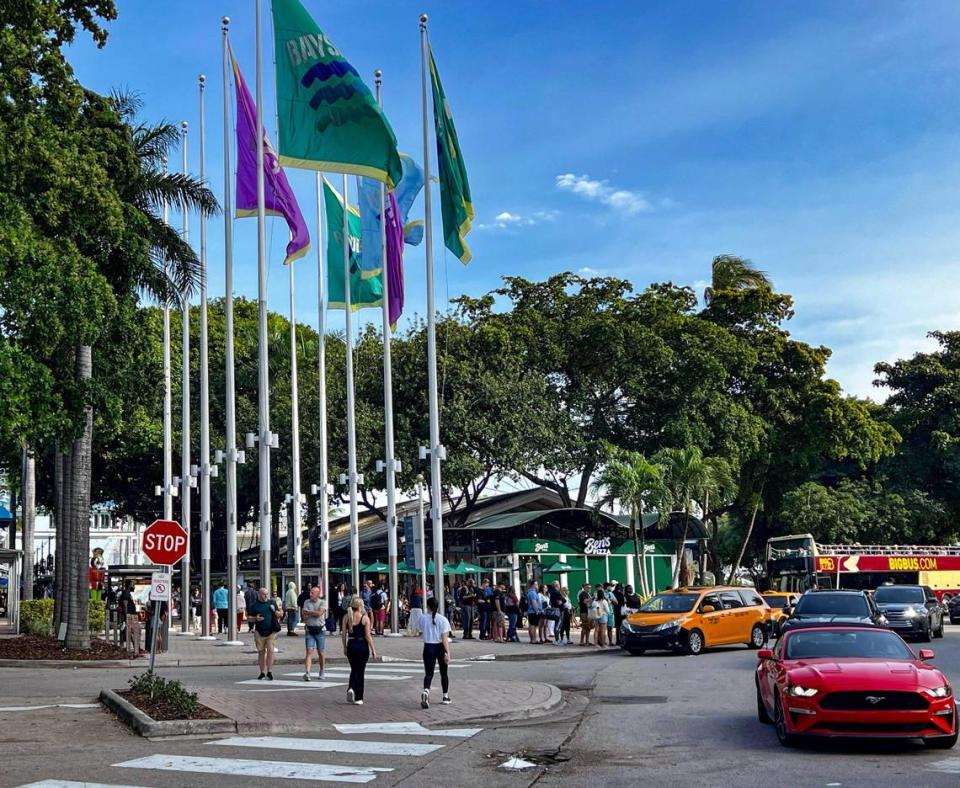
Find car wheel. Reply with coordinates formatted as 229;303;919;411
628;648;645;656
919;624;932;643
756;678;772;724
774;696;799;748
935;618;945;639
925;730;959;749
685;628;704;656
748;624;767;649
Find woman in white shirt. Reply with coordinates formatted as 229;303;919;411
420;597;451;709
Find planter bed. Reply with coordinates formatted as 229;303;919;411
0;634;133;661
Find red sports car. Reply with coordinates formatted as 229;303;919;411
756;626;957;747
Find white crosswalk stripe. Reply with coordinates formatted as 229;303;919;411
334;721;482;738
115;754;392;784
211;735;444;756
18;782;151;788
280;671;411;681
235;679;347;688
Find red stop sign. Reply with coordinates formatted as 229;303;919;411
142;519;188;566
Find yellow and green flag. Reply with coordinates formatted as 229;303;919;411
429;46;474;264
323;179;382;311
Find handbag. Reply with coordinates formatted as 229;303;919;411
269;602;282;633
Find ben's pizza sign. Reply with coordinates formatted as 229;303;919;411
816;555;960;573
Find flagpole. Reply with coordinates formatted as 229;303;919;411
197;73;216;642
419;14;446;615
221;17;242;645
180;119;193;633
316;173;330;600
289;250;303;593
255;0;273;592
374;70;400;635
342;174;362;589
162;157;173;523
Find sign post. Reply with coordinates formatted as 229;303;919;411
142;520;188;673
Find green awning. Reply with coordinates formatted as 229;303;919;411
544;561;586;573
453;560;485;573
361;561;390;573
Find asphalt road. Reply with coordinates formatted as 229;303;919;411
4;628;960;787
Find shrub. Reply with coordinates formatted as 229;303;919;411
19;598;108;636
20;598;53;635
128;672;198;718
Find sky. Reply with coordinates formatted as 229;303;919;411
64;0;960;401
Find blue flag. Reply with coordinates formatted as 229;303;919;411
358;154;425;278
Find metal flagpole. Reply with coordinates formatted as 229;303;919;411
419;15;446;614
316;173;330;600
162;157;173;523
417;474;427;608
374;70;400;635
179;120;194;633
342;174;361;588
290;255;303;593
197;73;216;641
222;17;242;645
255;0;273;592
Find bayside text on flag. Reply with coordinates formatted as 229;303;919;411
272;0;403;188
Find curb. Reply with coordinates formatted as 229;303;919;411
100;688;237;738
455;682;565;724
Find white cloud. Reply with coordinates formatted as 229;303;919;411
477;209;559;231
555;173;651;214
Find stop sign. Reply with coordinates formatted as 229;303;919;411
142;519;188;566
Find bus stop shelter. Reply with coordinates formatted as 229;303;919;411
0;548;23;634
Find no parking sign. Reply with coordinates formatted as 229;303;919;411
150;572;171;602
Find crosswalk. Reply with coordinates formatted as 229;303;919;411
18;722;482;787
235;663;469;693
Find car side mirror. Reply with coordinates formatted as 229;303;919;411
701;605;715;613
783;607;794;616
757;648;774;661
919;649;935;661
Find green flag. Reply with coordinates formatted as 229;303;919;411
272;0;403;188
324;179;382;310
429;46;474;264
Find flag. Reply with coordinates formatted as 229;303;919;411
231;45;310;264
429;46;474;264
385;190;405;329
323;179;382;311
272;0;402;188
395;153;425;247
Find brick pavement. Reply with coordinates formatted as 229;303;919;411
197;679;563;733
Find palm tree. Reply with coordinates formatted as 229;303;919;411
703;255;772;305
592;450;670;596
58;94;218;649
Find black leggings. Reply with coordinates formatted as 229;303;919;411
558;609;571;641
347;640;369;700
422;643;449;693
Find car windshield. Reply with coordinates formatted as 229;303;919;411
763;596;790;609
785;630;914;660
794;594;869;617
638;593;698;613
874;587;925;605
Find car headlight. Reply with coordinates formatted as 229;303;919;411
925;686;952;698
903;608;917;618
620;622;636;633
653;619;682;632
787;685;819;697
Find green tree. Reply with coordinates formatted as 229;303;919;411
703;254;772;306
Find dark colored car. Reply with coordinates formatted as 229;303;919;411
756;626;957;748
946;595;960;625
874;585;944;642
779;590;887;635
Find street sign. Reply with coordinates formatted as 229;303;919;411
150;572;171;601
404;515;416;567
142;519;188;566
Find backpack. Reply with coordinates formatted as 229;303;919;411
370;590;383;610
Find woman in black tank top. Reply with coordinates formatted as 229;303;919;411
341;595;377;704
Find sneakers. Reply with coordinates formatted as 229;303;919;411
347;688;355;704
257;672;265;680
354;700;364;705
266;672;274;681
421;688;430;709
303;672;311;682
318;671;325;681
441;694;451;705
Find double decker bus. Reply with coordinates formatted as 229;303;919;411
766;533;960;598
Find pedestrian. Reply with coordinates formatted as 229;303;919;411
146;599;169;654
284;581;299;636
612;581;625;644
538;584;551;643
605;583;617;646
341;595;377;705
190;586;201;630
477;579;492;639
302;585;327;681
504;585;520;642
244;583;258;632
370;582;387;636
361;580;373;612
119;580;141;656
591;588;610;648
249;587;282;680
408;583;424;636
548;581;564;644
578;583;593;646
526;579;542;644
623;584;642;614
297;581;311;625
236;585;246;632
420;596;452;709
213;582;229;633
558;586;573;644
490;582;505;642
459;578;476;639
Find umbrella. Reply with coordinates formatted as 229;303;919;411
361;561;390;573
453;559;485;574
396;561;422;575
544;561;586;573
426;560;465;575
328;566;352;574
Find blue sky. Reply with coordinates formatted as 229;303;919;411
66;0;960;400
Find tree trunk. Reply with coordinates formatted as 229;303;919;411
630;511;646;596
728;497;761;586
575;463;597;509
58;448;74;638
671;508;692;588
8;488;16;560
21;445;35;602
65;345;92;650
53;446;64;629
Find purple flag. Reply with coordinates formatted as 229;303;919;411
385;191;404;329
232;47;309;264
